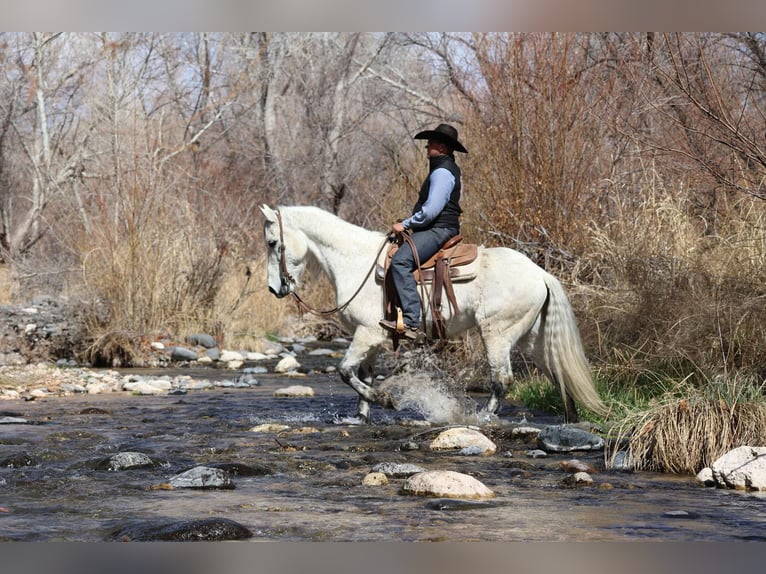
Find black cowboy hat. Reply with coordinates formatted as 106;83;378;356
414;123;468;154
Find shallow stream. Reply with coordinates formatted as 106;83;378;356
2;347;765;542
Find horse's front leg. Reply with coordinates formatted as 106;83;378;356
338;333;396;422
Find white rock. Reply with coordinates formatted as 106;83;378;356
219;350;244;362
274;385;314;397
150;341;165;350
511;425;542;437
275;355;300;373
429;427;496;455
711;446;766;490
362;472;389;486
246;352;269;361
226;360;244;370
696;467;715;486
123;380;172;395
249;423;290;433
401;470;495;499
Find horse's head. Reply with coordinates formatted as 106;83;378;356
260;205;308;298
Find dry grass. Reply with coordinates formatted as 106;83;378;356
607;376;766;474
579;190;766;376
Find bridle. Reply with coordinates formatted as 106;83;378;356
274;210;391;318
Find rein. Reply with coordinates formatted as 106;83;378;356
276;210;392;318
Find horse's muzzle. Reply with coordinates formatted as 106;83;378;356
269;284;291;298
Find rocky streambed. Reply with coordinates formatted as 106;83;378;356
2;333;766;542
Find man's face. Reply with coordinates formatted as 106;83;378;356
426;139;449;157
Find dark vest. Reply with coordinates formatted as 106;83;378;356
412;154;462;232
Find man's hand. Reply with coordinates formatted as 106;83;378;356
392;222;405;234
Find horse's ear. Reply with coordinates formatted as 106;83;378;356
260;204;277;223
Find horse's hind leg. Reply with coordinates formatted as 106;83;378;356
480;333;514;415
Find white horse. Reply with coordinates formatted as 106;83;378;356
261;205;607;423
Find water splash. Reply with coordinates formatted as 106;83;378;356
379;372;479;425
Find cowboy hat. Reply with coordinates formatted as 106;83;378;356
413;123;468;153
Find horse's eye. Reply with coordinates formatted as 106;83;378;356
268;240;278;250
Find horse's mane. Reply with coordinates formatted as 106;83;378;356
278;205;384;247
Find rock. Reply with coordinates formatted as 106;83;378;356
275;355;300;373
526;449;547;459
249;423;291;433
122;380;172;395
362;472;389;486
611;450;635;471
429;427;496;455
537;425;605;452
0;416;30;424
711;446;766;491
371;462;426;478
185;333;217;348
109;517;252;541
0;451;37;468
400;470;495;499
511;425;543;438
169;346;198;362
219;350;244;363
96;451;156;471
274;385;314;397
696;467;716;487
168;466;234;489
562;471;594;486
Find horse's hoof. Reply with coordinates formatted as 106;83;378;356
376;390;399;410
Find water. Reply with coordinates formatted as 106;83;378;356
2;349;766;542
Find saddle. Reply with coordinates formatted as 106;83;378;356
377;234;480;344
375;235;479;284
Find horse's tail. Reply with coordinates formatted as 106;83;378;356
540;274;608;418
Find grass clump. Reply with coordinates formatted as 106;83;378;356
607;374;766;475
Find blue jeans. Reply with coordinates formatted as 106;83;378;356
390;226;457;328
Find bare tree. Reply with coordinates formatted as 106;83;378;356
0;33;96;264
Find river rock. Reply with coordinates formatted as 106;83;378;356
0;416;30;424
249;423;291;433
168;346;198;362
122;379;172;395
274;385;314;397
362;472;389;486
429;427;496;455
96;451;156;471
537;425;605;452
371;462;426;478
168;466;234;489
0;451;37;467
562;471;594;486
275;355;300;373
710;446;766;490
109;517;252;541
696;467;716;487
400;470;495;499
186;333;217;348
219;350;244;363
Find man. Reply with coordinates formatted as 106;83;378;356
379;123;468;340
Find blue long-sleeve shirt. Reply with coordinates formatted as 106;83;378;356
402;168;456;230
